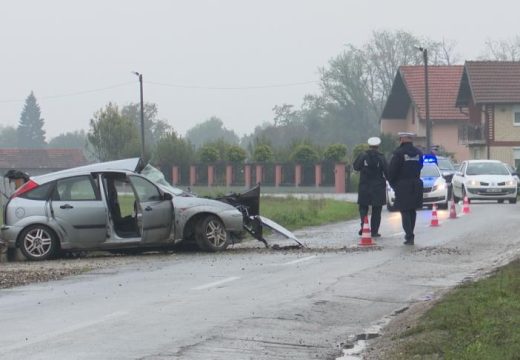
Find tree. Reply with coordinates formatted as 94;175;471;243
272;104;300;127
352;143;369;163
252;144;274;163
87;103;140;161
185;116;239;148
0;125;18;147
153;131;195;166
226;145;247;163
290;144;319;164
481;36;520;61
121;103;171;150
17;92;46;148
48;130;87;149
323;144;348;162
198;144;220;163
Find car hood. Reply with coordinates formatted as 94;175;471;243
465;174;513;183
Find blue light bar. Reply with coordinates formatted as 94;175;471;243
423;154;438;164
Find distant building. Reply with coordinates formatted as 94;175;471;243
455;61;520;167
381;65;469;162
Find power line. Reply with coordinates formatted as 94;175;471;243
0;82;136;104
146;80;319;90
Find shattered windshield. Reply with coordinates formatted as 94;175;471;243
141;164;185;196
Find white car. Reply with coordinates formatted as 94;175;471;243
386;163;449;211
451;160;517;204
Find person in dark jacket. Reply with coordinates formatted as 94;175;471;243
388;132;423;245
353;136;389;237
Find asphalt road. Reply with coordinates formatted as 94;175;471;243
1;200;519;359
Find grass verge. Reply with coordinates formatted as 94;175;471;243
259;196;358;230
384;259;520;359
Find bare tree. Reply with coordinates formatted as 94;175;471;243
481;36;520;61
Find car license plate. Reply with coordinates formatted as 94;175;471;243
486;188;501;193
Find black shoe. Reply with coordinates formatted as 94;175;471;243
403;240;414;245
358;228;363;236
371;233;381;238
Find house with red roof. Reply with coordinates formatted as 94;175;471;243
0;148;88;177
380;65;470;162
455;61;520;167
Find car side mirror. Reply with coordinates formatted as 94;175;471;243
163;192;173;201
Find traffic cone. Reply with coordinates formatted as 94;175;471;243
449;198;457;219
430;203;439;226
462;196;470;214
358;216;376;246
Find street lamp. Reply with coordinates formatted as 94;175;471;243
132;71;145;160
416;46;431;153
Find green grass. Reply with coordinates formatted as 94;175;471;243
388;259;520;359
259;196;358;230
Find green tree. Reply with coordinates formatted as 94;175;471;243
0;125;18;147
352;143;369;163
323;144;348;162
48;130;87;148
198;144;220;163
253;144;274;163
121;103;170;151
87;103;140;161
185;116;239;148
226;145;247;163
17;92;46;148
153;131;195;166
290;144;319;164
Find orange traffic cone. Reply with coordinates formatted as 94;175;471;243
449;198;458;219
358;216;376;246
462;196;470;214
430;203;439;226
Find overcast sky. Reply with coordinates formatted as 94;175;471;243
1;0;519;140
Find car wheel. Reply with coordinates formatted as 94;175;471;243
498;199;504;204
195;215;229;252
509;198;517;204
19;225;59;261
439;201;449;210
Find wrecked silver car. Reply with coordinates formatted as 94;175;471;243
1;158;297;261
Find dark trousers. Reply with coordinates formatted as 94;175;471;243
359;205;382;235
400;209;417;241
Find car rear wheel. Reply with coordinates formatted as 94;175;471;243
195;215;229;252
19;225;59;261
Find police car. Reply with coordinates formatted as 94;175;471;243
386;155;449;211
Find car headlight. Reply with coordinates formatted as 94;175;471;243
506;180;516;186
467;180;479;186
432;183;445;191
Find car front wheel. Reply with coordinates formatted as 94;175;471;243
195;215;229;252
509;198;517;204
19;225;59;261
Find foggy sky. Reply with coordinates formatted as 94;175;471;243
1;0;519;140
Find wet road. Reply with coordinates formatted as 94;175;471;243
1;200;520;359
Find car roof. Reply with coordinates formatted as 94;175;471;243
31;158;143;184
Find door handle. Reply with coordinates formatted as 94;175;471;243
60;204;74;209
145;206;152;211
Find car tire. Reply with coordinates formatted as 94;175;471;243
439;202;449;210
19;225;59;261
509;198;517;204
195;215;229;252
498;199;504;204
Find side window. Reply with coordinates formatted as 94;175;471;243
54;176;98;201
20;182;54;200
513;106;520;126
129;176;161;202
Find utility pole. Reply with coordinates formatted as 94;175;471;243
132;71;145;159
417;47;431;153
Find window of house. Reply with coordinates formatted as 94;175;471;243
514;106;520;126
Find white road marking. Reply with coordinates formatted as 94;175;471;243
0;311;127;354
281;255;316;266
191;276;240;290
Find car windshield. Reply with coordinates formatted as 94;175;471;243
421;165;440;177
141;164;185;195
466;162;509;176
437;158;455;171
